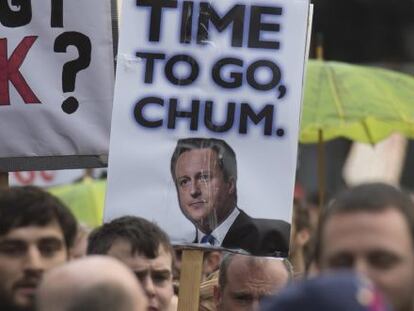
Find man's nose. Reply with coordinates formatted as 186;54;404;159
24;246;44;272
142;276;156;298
353;257;370;277
190;180;201;197
251;299;261;311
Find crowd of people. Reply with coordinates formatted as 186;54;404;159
0;182;413;311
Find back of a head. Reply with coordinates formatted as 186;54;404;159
315;182;414;260
0;186;77;249
36;256;147;311
66;283;138;311
87;215;173;259
261;272;394;311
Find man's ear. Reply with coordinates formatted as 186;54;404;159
213;285;222;308
227;177;236;195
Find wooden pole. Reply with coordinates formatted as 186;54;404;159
316;35;325;209
0;172;8;189
317;129;325;209
177;249;204;311
315;33;324;60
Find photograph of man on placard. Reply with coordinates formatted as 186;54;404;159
170;137;290;256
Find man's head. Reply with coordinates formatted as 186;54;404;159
0;186;77;311
215;253;292;311
170;138;237;232
315;183;414;311
87;216;174;311
36;256;148;311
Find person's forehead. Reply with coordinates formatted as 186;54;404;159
322;208;413;253
176;148;219;170
324;208;410;234
0;220;65;243
133;247;173;271
108;241;172;271
107;238;132;256
226;256;287;289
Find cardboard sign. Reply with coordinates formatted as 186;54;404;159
105;0;310;257
0;0;114;161
9;170;82;187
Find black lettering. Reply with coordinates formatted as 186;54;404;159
197;3;245;47
212;57;243;89
134;96;164;128
205;101;235;132
0;0;32;27
51;0;63;27
180;1;193;44
136;0;178;42
248;6;281;49
239;103;274;136
165;54;199;86
136;52;166;84
168;98;199;130
247;60;281;91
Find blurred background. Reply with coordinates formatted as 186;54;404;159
298;0;414;198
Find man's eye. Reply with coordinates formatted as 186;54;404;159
152;271;171;284
134;271;147;283
38;240;63;257
39;245;59;256
233;294;253;305
179;179;190;187
0;242;26;257
328;254;354;269
369;252;400;269
199;174;210;182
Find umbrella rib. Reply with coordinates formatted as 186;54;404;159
361;119;375;146
326;64;345;124
381;73;408;123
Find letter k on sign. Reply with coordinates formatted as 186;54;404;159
0;36;40;105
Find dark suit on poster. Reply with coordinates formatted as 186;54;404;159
221;209;290;257
194;209;290;257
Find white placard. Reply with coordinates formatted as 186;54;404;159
0;0;114;158
343;133;407;186
106;0;310;256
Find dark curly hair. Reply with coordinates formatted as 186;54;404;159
87;216;173;262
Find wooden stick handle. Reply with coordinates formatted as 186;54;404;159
177;249;204;311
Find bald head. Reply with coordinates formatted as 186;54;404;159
36;256;147;311
215;254;291;311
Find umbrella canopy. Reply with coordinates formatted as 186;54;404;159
49;178;106;228
300;60;414;144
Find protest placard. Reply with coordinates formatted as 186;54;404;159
0;0;114;170
9;169;83;187
106;0;310;257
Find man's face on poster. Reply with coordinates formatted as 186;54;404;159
174;148;235;232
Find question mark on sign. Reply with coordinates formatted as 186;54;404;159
54;32;91;114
